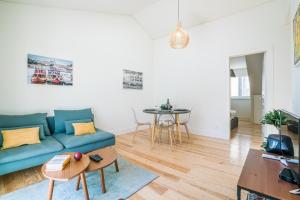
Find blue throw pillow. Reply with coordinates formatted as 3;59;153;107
65;119;92;135
0;113;51;136
46;116;55;134
0;124;46;147
54;108;93;133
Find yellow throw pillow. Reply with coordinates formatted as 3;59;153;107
1;127;41;150
73;122;96;136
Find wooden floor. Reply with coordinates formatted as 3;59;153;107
0;120;298;199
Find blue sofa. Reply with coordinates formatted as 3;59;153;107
0;116;115;175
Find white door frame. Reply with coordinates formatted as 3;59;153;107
226;47;274;138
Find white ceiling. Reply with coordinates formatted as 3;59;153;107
1;0;160;15
2;0;272;38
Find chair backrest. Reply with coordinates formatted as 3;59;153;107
180;108;192;123
158;113;174;122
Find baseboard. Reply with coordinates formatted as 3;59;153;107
189;127;229;140
112;126;229;140
106;127;136;135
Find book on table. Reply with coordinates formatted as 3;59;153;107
46;155;71;171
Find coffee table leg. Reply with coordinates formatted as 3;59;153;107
48;179;54;200
76;175;81;191
100;168;106;193
80;172;89;200
115;160;119;172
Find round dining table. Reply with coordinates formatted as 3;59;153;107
143;108;191;145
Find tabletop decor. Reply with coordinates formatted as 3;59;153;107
45;154;71;171
160;98;173;110
27;54;73;86
74;152;82;161
261;109;291;156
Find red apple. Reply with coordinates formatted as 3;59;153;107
74;152;82;161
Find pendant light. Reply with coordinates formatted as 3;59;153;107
170;0;190;49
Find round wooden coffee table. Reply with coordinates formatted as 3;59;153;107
41;152;90;200
76;147;119;193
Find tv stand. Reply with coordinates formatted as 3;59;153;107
237;149;299;200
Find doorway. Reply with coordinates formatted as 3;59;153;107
229;53;265;135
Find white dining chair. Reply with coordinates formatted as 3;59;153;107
179;109;192;139
131;108;152;143
156;114;176;148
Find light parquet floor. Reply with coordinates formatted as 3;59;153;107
0;120;298;200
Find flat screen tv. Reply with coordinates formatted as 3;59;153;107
281;109;300;187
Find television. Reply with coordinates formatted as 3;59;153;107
281;109;300;187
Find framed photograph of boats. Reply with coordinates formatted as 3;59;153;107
123;69;143;90
294;3;300;66
27;54;73;85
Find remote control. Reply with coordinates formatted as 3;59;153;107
289;188;300;195
262;154;279;160
262;154;299;164
89;154;103;162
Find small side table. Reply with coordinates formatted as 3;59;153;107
41;153;90;200
76;147;119;193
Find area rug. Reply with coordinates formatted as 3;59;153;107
0;158;158;200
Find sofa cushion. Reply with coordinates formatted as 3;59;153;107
0;136;64;164
73;122;96;136
53;129;114;149
0;113;51;136
65;118;92;135
54;109;93;133
1;127;41;150
0;124;46;147
46;116;55;135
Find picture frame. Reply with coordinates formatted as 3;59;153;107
293;4;300;66
123;69;143;90
27;54;73;86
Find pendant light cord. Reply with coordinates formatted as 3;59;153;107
178;0;180;22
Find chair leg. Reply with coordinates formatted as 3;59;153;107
132;125;139;143
168;127;173;149
171;126;176;144
151;124;155;147
158;126;162;144
184;124;190;139
148;124;152;141
173;125;178;141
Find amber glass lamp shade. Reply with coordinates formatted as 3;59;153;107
170;22;190;49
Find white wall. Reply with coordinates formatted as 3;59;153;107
291;0;300;116
153;0;292;139
0;0;294;140
246;53;264;122
230;56;247;69
245;53;264;96
231;99;251;121
0;2;154;134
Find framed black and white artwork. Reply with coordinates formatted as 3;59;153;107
123;69;143;90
